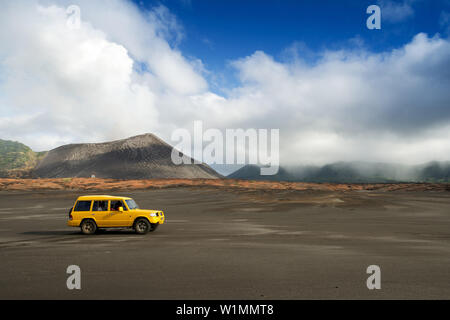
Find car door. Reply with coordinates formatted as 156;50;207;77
91;200;110;227
105;200;132;227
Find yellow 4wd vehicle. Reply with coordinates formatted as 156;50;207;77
68;195;165;235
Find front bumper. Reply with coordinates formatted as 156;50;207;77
150;215;165;225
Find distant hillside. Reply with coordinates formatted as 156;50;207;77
33;133;221;179
3;136;450;182
228;165;293;181
0;139;47;176
417;161;450;182
228;162;450;183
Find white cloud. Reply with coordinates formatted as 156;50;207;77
0;0;450;167
224;33;450;164
0;0;207;150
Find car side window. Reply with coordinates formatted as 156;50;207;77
92;200;108;211
110;200;127;211
74;200;92;212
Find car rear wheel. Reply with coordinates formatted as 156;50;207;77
134;218;150;234
80;219;97;235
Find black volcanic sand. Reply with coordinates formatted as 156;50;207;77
0;188;449;299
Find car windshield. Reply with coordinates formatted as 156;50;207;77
125;199;139;210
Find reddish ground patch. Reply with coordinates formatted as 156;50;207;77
0;178;449;192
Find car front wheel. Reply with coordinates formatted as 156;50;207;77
134;218;150;234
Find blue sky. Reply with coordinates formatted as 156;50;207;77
1;0;450;166
133;0;449;90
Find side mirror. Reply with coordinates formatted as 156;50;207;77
118;207;124;212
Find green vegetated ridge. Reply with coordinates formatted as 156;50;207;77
0;139;47;174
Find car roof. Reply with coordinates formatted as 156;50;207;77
76;195;132;201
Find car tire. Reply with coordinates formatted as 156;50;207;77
134;218;150;234
80;219;97;235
